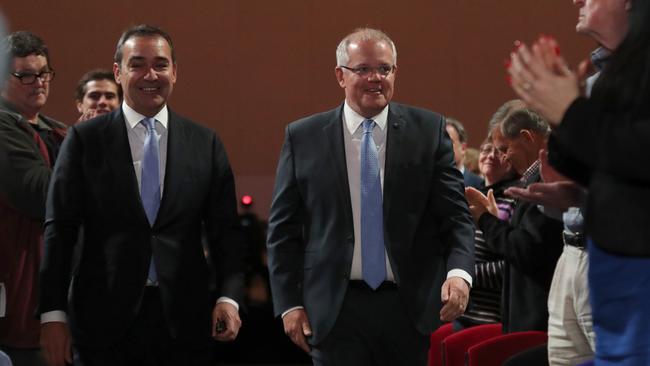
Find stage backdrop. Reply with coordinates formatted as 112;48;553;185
2;0;594;219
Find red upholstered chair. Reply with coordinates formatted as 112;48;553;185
441;323;502;366
466;331;548;366
428;323;454;366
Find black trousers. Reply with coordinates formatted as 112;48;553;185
74;287;213;366
310;281;429;366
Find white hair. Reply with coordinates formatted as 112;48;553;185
335;28;397;66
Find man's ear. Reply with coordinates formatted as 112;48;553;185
335;67;345;88
76;101;84;114
113;62;121;84
520;129;535;143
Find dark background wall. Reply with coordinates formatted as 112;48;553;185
2;0;594;219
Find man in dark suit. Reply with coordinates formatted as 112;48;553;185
38;25;244;366
266;28;475;366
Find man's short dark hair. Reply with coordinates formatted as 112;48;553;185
3;31;50;66
114;24;175;65
500;108;550;139
445;118;468;143
75;69;122;101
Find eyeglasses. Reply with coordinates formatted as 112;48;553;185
480;145;505;156
340;65;395;78
10;69;55;85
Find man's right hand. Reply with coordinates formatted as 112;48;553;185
282;308;312;353
40;321;72;366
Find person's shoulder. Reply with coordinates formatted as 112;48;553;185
288;105;341;132
390;102;444;125
39;114;68;130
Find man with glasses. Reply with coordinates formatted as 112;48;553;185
0;31;66;366
267;28;474;365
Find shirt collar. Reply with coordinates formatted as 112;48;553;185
343;101;388;135
520;159;541;183
591;47;610;72
122;101;169;130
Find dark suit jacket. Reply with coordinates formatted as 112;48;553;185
478;168;563;332
38;108;244;347
549;97;650;257
266;102;475;345
463;170;484;189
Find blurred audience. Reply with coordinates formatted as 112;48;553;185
508;0;649;364
446;117;484;188
0;31;65;366
465;108;563;333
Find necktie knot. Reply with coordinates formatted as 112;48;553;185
362;119;375;135
142;118;156;132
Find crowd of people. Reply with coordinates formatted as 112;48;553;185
0;0;648;365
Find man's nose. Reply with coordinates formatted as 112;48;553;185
144;68;158;80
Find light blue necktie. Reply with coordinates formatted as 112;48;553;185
141;118;160;283
360;119;386;289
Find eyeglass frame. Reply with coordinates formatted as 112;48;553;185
10;69;56;85
339;64;395;78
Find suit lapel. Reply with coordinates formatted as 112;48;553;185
105;109;149;224
322;106;354;226
383;103;406;221
155;110;187;227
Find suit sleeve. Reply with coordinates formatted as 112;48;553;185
478;202;563;284
432;119;475;278
39;126;84;314
0;112;51;219
266;126;307;316
553;97;650;183
204;133;245;304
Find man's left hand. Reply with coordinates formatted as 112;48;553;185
212;302;241;342
440;277;469;322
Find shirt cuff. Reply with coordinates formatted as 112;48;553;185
447;269;473;288
41;310;67;324
216;297;239;312
281;306;304;318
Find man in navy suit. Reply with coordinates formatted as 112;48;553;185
266;28;475;366
38;25;244;366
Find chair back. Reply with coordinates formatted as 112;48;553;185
466;331;547;366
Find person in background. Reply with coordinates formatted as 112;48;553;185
0;31;65;366
446;117;484;189
508;0;648;363
74;69;121;123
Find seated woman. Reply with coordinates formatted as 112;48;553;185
456;136;519;328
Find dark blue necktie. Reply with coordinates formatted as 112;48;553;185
141;118;160;283
360;119;386;289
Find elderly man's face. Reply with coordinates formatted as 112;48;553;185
335;39;396;118
573;0;629;47
114;35;176;117
77;79;120;116
2;54;50;117
491;127;532;176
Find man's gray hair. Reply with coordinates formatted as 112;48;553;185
336;28;397;66
500;108;550;139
